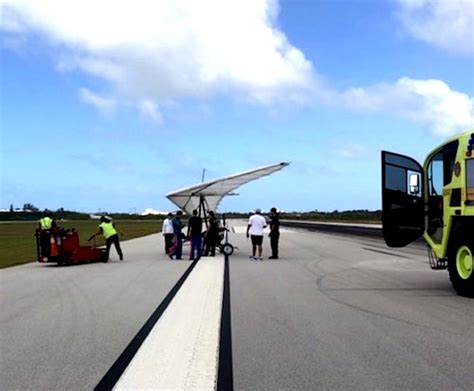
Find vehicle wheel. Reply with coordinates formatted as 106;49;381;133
221;243;234;256
448;240;474;298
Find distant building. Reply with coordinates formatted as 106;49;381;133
0;208;32;213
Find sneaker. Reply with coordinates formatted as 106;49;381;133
249;255;256;260
257;257;263;261
269;256;278;259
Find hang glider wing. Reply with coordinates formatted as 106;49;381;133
166;162;289;215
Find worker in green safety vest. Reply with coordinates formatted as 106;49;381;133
38;212;57;258
38;212;57;230
88;216;124;262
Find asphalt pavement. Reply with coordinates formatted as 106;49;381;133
229;223;473;391
1;222;473;390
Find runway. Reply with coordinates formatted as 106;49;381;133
1;220;472;390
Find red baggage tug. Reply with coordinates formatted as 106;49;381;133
35;227;107;265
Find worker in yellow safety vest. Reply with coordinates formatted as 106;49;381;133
38;212;57;258
89;216;124;262
38;212;57;230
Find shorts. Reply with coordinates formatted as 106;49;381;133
251;235;263;246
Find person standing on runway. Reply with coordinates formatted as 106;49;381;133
38;211;57;257
246;208;267;261
88;216;123;262
268;207;280;259
162;212;174;258
171;211;184;260
203;210;219;256
187;209;203;261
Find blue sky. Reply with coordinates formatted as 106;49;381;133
1;0;473;213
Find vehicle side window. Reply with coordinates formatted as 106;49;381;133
384;154;422;196
426;140;459;195
385;165;406;192
467;159;474;203
443;141;458;185
427;152;443;196
467;159;474;187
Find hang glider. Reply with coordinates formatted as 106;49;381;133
166;162;289;215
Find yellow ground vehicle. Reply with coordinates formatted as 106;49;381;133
382;131;474;298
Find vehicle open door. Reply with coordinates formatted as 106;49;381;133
381;151;425;247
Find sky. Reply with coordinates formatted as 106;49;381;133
0;0;473;214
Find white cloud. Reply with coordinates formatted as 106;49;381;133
79;88;117;115
1;0;472;136
396;0;474;55
0;0;315;111
138;100;163;125
342;77;474;136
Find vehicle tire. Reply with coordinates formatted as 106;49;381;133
448;239;474;298
221;243;234;256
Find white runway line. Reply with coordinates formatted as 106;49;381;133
114;257;225;390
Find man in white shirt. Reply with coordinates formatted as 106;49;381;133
162;213;174;258
246;208;267;261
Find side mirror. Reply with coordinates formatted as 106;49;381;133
409;173;420;195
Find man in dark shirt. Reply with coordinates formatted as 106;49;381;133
203;210;219;256
187;209;203;261
268;207;280;259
